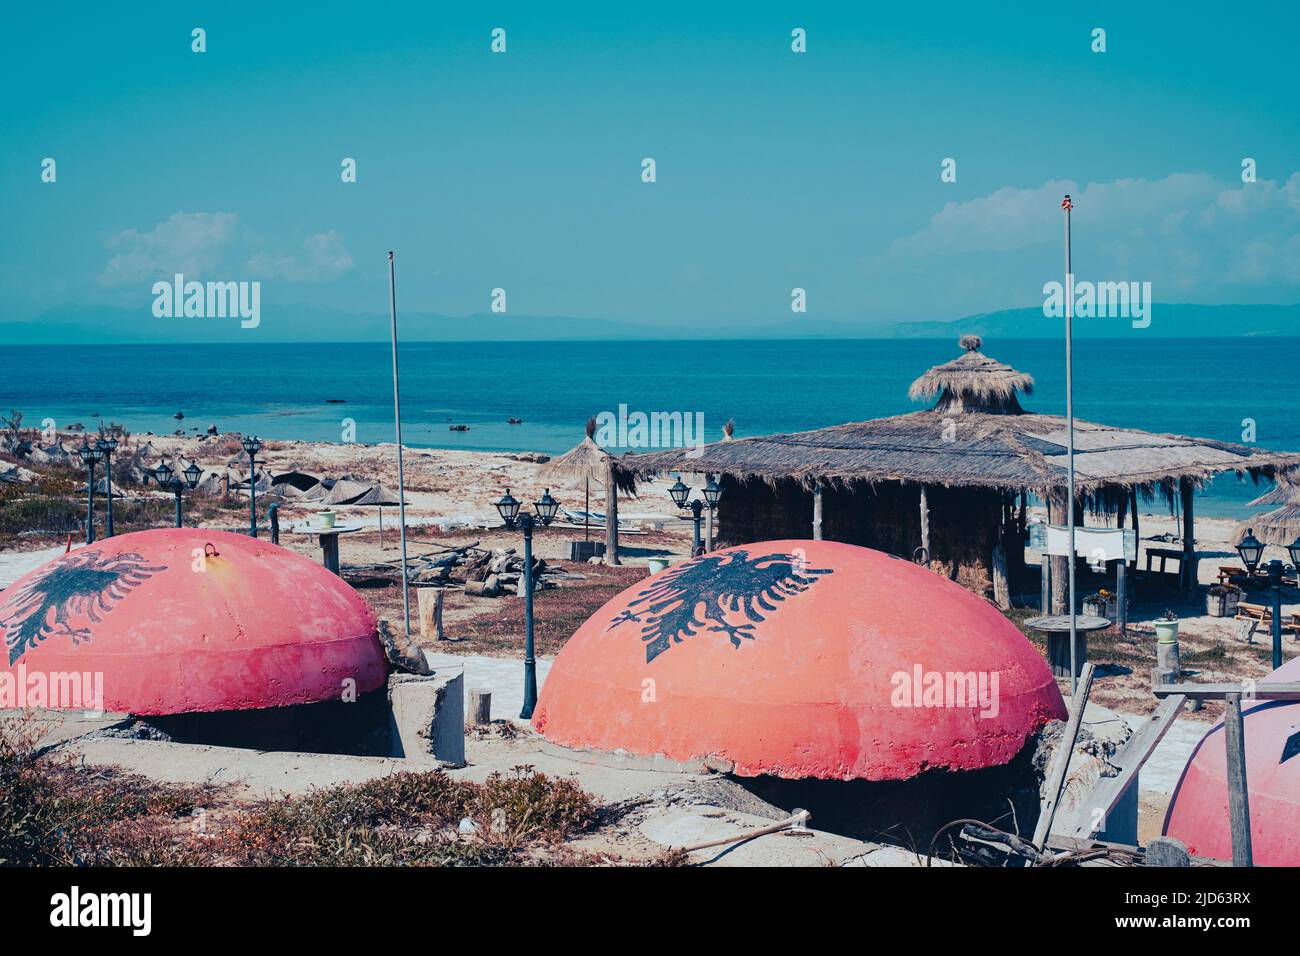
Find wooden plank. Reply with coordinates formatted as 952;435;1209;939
1063;693;1186;839
1223;693;1253;867
1033;661;1096;848
1154;682;1300;701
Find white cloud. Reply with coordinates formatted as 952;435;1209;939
247;231;353;282
886;172;1300;290
99;212;238;286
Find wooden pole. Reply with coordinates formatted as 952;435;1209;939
1116;559;1128;635
919;485;930;563
992;543;1010;610
1033;660;1095;847
1223;692;1253;867
812;480;823;541
1130;487;1140;571
1180;476;1196;595
604;456;620;565
1048;490;1068;615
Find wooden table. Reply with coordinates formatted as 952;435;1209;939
291;524;361;575
1025;614;1111;679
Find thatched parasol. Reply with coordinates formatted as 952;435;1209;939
908;335;1035;414
1249;478;1300;508
1234;505;1300;548
539;417;610;540
350;484;404;548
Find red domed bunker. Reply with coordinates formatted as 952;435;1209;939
1163;655;1300;866
534;540;1065;781
0;529;387;716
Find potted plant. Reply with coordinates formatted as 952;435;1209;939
1082;588;1117;619
1153;608;1179;644
1205;583;1242;618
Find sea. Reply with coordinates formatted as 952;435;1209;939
4;338;1297;519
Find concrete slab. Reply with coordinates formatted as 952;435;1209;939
59;737;408;797
423;651;552;726
638;805;875;867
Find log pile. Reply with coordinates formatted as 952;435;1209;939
401;542;580;597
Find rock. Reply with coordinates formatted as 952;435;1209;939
206;424;218;435
458;818;477;835
375;619;432;675
174;412;184;420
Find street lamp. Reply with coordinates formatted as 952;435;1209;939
1237;528;1297;670
98;435;118;537
240;435;263;537
148;459;202;528
667;477;722;557
494;487;560;719
77;441;106;544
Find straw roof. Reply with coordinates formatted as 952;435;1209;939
907;335;1034;414
615;338;1300;501
1234;506;1300;547
1248;479;1300;507
350;484;403;506
539;418;611;487
321;478;375;505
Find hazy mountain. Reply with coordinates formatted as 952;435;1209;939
2;302;1295;345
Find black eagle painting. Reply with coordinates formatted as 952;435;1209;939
0;549;165;665
609;549;833;663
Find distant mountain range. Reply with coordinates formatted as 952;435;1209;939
2;302;1296;344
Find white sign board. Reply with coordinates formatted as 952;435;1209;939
1030;525;1136;562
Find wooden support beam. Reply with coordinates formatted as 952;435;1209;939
1047;489;1068;614
1180;477;1196;594
604;457;620;566
1130;487;1140;571
1223;692;1253;867
1033;661;1096;848
991;544;1010;610
1064;693;1186;839
1116;560;1128;635
1153;682;1300;701
918;485;930;562
811;480;823;541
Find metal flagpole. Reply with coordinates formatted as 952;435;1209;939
1062;195;1078;697
388;251;412;634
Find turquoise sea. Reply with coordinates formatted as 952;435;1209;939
3;338;1297;518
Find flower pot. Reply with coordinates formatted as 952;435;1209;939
646;558;670;576
1205;590;1240;618
1153;618;1179;644
315;509;337;529
1083;597;1117;619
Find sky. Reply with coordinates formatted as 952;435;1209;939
3;1;1299;337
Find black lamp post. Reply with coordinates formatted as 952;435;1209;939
495;487;560;719
149;460;202;528
240;435;263;537
669;477;721;557
77;441;105;544
1237;528;1298;670
98;436;118;537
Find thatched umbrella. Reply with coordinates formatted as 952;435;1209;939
1249;479;1300;508
539;417;610;541
908;334;1035;414
349;484;403;548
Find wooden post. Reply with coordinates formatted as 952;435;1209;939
1144;836;1191;867
1040;553;1051;614
811;480;823;541
467;689;492;726
1130;487;1140;571
1223;692;1253;867
1047;490;1068;614
1033;661;1096;847
919;485;930;563
1180;477;1196;595
604;457;620;565
417;588;445;640
1116;559;1128;635
991;544;1010;610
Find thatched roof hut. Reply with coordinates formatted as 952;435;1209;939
1234;506;1300;548
614;337;1300;607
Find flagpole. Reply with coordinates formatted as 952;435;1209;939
1062;195;1078;697
388;251;412;634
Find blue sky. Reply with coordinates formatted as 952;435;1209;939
3;1;1298;334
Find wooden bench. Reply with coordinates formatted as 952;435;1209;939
1236;601;1300;635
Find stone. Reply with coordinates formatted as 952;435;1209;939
376;619;432;675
